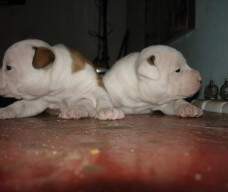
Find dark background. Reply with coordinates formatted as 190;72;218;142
1;0;228;104
0;0;194;66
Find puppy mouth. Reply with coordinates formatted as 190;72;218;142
183;83;201;98
177;81;201;98
0;93;23;100
0;97;19;107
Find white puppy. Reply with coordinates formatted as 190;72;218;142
103;45;203;117
0;39;124;120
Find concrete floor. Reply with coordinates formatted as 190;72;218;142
0;112;228;192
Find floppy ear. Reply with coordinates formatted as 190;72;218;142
137;55;160;80
147;55;156;65
32;47;55;69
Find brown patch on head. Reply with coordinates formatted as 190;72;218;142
32;47;55;69
147;55;155;65
70;49;92;72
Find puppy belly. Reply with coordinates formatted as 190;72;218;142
120;106;151;115
58;99;96;120
45;108;61;116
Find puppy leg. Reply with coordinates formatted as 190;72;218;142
0;100;47;119
94;87;125;120
158;99;203;118
59;99;96;119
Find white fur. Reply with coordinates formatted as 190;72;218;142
104;45;203;118
0;39;124;120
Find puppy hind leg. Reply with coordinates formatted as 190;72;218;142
58;99;96;120
94;87;125;120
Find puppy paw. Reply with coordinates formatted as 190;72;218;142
176;103;203;118
59;107;96;120
96;108;125;120
0;109;16;119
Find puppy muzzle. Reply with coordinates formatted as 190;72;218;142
0;72;7;93
0;84;5;95
0;83;5;95
185;70;202;97
192;69;202;84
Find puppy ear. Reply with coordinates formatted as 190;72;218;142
137;55;160;80
32;47;55;69
147;55;155;65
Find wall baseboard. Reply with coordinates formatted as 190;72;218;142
192;100;228;114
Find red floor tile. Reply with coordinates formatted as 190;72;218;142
0;112;228;192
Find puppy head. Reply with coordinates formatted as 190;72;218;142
0;39;55;99
137;45;202;103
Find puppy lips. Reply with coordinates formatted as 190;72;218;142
176;69;202;97
0;81;6;90
179;82;201;98
0;86;23;99
0;92;23;99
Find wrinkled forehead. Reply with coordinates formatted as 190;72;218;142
140;45;190;69
3;40;50;66
3;44;34;66
10;39;49;49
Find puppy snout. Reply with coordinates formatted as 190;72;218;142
0;80;3;90
0;76;5;93
0;84;4;93
198;75;202;84
197;74;202;84
0;86;4;96
191;70;202;84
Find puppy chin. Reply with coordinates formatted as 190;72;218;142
5;95;22;100
182;83;201;98
0;94;22;100
0;90;23;100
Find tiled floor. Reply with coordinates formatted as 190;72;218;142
0;112;228;192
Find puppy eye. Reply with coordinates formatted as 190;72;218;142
175;68;181;73
6;65;12;71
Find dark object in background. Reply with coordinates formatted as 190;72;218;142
0;0;26;6
117;30;129;60
127;0;195;53
89;0;111;74
204;80;219;100
186;92;200;102
144;0;195;45
0;97;17;107
220;78;228;100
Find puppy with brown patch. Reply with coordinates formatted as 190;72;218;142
0;39;124;120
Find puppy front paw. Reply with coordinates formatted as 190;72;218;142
0;108;16;119
59;107;96;120
176;103;203;118
96;108;125;120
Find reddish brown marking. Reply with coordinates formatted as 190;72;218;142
32;47;55;69
69;48;104;87
70;49;92;72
